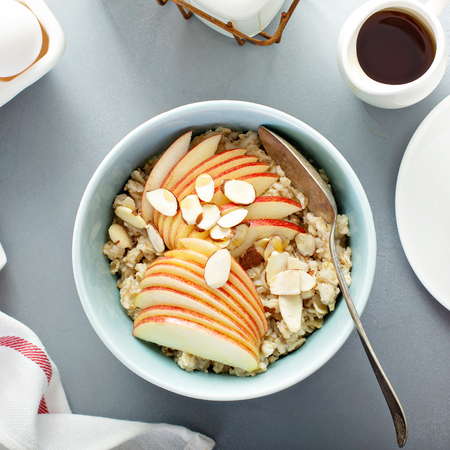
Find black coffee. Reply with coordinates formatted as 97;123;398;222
356;9;435;85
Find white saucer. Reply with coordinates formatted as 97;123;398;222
396;95;450;310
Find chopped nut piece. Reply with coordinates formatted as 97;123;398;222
147;222;165;253
196;203;221;231
204;248;231;288
279;295;303;332
210;225;232;241
265;251;289;283
146;188;178;217
179;195;203;225
217;208;248;228
239;246;265;270
122;196;136;210
221;179;256;205
115;206;147;228
269;270;301;295
195;173;214;202
108;224;132;249
295;233;315;256
227;223;248;250
299;270;317;291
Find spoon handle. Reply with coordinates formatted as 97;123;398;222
330;225;408;448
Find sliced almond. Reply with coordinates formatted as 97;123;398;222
299;270;317;292
196;203;221;231
147;222;165;253
265;251;289;283
195;173;214;202
221;179;256;205
279;295;303;332
146;188;178;217
115;206;147;229
122;196;136;210
210;224;232;241
253;237;270;254
295;233;315;256
227;223;248;250
301;289;315;300
313;296;329;315
179;195;203;225
217;208;248;228
268;270;301;295
204;248;231;288
216;237;231;248
240;246;265;270
264;235;289;260
108;224;132;249
287;256;309;272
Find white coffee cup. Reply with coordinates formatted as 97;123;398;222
337;0;449;108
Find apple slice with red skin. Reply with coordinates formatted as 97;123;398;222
139;272;260;342
163;249;266;331
179;238;264;314
147;255;267;337
132;315;260;372
171;148;248;195
143;263;261;340
229;219;306;259
141;131;192;223
220;196;302;220
134;286;258;343
134;305;259;355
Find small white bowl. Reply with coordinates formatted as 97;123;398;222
72;100;376;401
0;0;65;107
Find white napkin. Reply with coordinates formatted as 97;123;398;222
0;310;215;450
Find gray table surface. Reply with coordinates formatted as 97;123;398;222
1;0;450;449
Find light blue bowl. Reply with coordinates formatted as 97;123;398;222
72;100;376;401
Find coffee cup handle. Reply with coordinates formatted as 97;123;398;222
425;0;450;16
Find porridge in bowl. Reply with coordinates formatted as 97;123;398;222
103;127;352;377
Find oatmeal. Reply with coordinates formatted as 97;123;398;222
103;127;352;376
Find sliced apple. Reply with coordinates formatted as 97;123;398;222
174;156;262;201
134;286;257;343
148;254;266;337
133;315;260;372
230;219;306;259
141;131;192;223
138;272;259;340
143;263;261;339
171;148;248;195
134;305;259;355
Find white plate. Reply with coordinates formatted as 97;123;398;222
396;95;450;310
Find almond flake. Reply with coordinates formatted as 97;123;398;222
268;270;301;295
265;251;289;283
221;179;256;205
299;270;316;291
279;295;303;332
287;257;309;272
180;195;203;225
210;224;232;241
146;188;178;217
108;224;132;249
204;248;231;288
115;206;147;228
196;203;221;231
146;222;165;253
122;196;136;210
313;296;329;315
195;173;214;202
295;233;315;256
227;223;248;250
217;208;248;228
216;238;231;248
264;235;289;260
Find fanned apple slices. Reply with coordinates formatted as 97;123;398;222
131;131;310;372
133;239;267;372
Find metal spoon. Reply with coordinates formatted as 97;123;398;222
258;126;408;448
